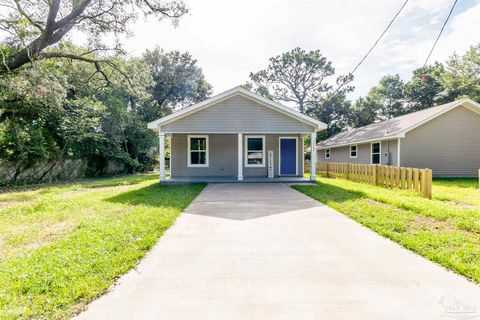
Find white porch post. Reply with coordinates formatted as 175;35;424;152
310;132;317;181
159;132;166;182
237;133;243;181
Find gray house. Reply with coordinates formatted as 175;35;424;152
148;86;326;182
317;98;480;177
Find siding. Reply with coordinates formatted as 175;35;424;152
317;139;399;166
171;134;304;177
401;106;480;177
161;95;315;133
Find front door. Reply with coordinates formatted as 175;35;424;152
280;138;297;175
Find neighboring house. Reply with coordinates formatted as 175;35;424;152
148;86;326;182
317;99;480;177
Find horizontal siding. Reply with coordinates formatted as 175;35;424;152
171;134;304;178
161;95;315;133
317;139;399;166
171;134;237;177
401;106;480;177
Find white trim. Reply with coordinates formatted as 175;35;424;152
349;144;358;159
324;148;331;160
401;99;480;135
169;134;173;177
397;138;401;167
302;137;305;177
237;134;243;181
147;86;326;131
278;137;298;176
310;132;316;181
244;135;266;168
317;135;404;150
159;132;166;181
370;141;381;165
187;135;209;167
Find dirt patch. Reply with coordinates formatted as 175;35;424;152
446;201;476;210
0;201;10;210
410;215;455;232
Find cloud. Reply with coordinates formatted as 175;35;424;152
70;0;480;100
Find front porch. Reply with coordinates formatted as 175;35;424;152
158;133;318;183
161;175;313;184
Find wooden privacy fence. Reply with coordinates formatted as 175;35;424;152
317;162;432;199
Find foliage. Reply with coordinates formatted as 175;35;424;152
0;173;205;319
294;177;480;282
0;0;188;75
0;45;212;180
442;44;480;102
349;44;480;129
142;47;212;121
248;47;353;114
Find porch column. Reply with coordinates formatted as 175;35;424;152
310;132;316;181
159;132;166;182
237;133;243;181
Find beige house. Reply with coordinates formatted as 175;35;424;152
317;99;480;177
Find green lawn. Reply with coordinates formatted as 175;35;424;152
0;174;205;320
293;176;480;283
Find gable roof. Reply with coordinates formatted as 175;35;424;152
147;86;327;131
317;98;480;149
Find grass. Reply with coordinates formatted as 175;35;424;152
0;173;205;320
293;176;480;283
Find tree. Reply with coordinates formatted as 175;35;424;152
441;44;480;102
0;0;188;75
404;63;446;112
248;47;353;113
366;74;405;120
141;48;212;121
348;96;381;128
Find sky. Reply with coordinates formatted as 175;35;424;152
93;0;480;99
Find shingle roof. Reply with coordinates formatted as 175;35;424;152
317;99;477;149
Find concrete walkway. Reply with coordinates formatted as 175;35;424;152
75;183;480;320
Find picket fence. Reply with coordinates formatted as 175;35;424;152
316;162;432;199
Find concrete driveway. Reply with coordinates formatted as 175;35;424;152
75;183;480;320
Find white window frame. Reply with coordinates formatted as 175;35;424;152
370;142;381;164
244;135;265;167
325;148;331;160
187;135;209;167
350;145;358;159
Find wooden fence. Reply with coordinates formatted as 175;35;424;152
317;162;432;199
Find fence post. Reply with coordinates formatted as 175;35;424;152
420;169;427;198
345;163;350;180
326;162;329;178
427;169;432;199
372;165;378;185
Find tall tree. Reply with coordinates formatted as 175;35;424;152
404;63;446;112
142;48;212;121
248;47;353;114
366;74;405;120
0;0;188;75
441;44;480;102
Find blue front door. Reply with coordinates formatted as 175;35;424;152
280;138;297;175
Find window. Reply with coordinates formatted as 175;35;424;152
188;135;208;167
325;148;331;159
371;142;381;164
245;135;265;167
350;145;358;158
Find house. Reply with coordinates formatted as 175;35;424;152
147;86;326;182
317;98;480;177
